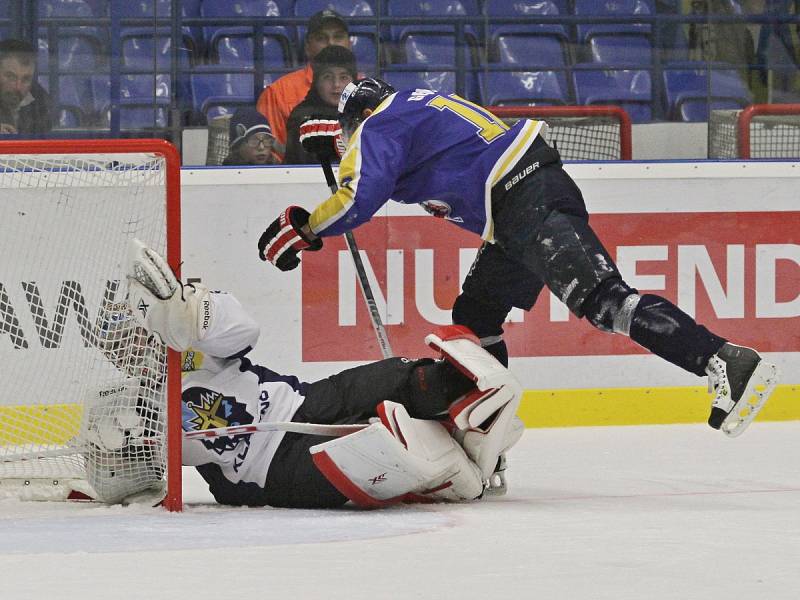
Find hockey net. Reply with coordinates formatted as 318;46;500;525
0;139;182;510
488;105;632;160
708;104;800;158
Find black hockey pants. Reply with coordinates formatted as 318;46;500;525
197;357;473;508
453;135;726;374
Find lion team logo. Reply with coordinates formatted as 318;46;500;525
183;387;253;454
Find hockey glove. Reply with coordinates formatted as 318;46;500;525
299;117;346;161
258;206;323;271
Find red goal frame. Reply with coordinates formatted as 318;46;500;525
487;105;633;160
0;138;183;511
737;103;800;159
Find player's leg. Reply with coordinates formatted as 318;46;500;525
195;433;349;508
453;241;546;366
297;355;475;423
494;161;779;435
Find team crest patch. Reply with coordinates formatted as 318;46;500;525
421;199;453;219
183;387;253;454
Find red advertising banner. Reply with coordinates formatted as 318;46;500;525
302;212;800;362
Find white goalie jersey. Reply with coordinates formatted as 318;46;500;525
179;291;306;488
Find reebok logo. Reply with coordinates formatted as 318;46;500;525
137;298;149;318
504;161;540;191
201;298;211;331
98;384;127;398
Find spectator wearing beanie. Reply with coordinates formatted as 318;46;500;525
284;45;357;165
223;107;281;166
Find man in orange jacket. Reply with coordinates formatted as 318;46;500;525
256;10;351;159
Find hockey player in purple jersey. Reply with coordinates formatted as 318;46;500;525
108;239;523;508
258;78;779;438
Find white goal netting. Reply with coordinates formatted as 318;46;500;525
709;108;800;158
0;147;178;506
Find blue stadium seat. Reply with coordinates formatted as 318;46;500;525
294;0;380;66
91;74;172;129
38;0;94;18
382;69;481;103
117;1;200;65
37;0;105;71
52;75;93;128
216;35;291;67
200;1;293;66
37;35;103;71
386;0;480;45
573;68;652;122
122;34;192;70
190;72;256;120
663;66;752;121
588;35;653;66
493;34;569;93
574;0;653;44
482;70;568;106
404;34;456;66
484;0;569;43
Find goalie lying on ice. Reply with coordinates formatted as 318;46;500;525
126;239;524;508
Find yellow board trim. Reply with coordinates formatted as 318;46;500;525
518;385;800;428
1;386;797;444
0;404;82;445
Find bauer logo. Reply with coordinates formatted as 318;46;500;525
504;161;539;191
301;212;800;361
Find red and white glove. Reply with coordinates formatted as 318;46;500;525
258;206;323;272
299;118;346;160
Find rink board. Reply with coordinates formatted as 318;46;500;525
178;161;800;426
2;162;798;435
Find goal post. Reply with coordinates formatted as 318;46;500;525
0;139;182;511
708;103;800;159
487;105;633;161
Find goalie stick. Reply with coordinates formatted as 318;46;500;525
319;156;393;360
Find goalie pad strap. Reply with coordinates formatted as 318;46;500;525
426;325;520;393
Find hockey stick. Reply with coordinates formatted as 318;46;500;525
319;156;394;359
184;421;368;440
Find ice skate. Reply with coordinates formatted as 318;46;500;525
705;343;779;437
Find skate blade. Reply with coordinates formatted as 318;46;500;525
721;362;780;438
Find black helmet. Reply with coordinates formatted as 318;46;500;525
338;77;396;144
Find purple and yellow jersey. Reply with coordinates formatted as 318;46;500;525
307;88;545;241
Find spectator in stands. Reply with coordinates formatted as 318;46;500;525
284;46;357;165
223;107;281;166
0;39;51;135
256;10;352;159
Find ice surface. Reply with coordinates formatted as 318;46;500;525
2;422;799;600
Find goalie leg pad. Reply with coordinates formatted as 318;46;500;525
310;401;483;508
425;325;522;430
127;238;211;351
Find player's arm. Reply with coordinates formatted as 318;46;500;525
257;116;407;271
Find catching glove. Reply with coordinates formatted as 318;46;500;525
258;206;323;271
299;117;346;160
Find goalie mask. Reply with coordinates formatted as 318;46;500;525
338;77;396;145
